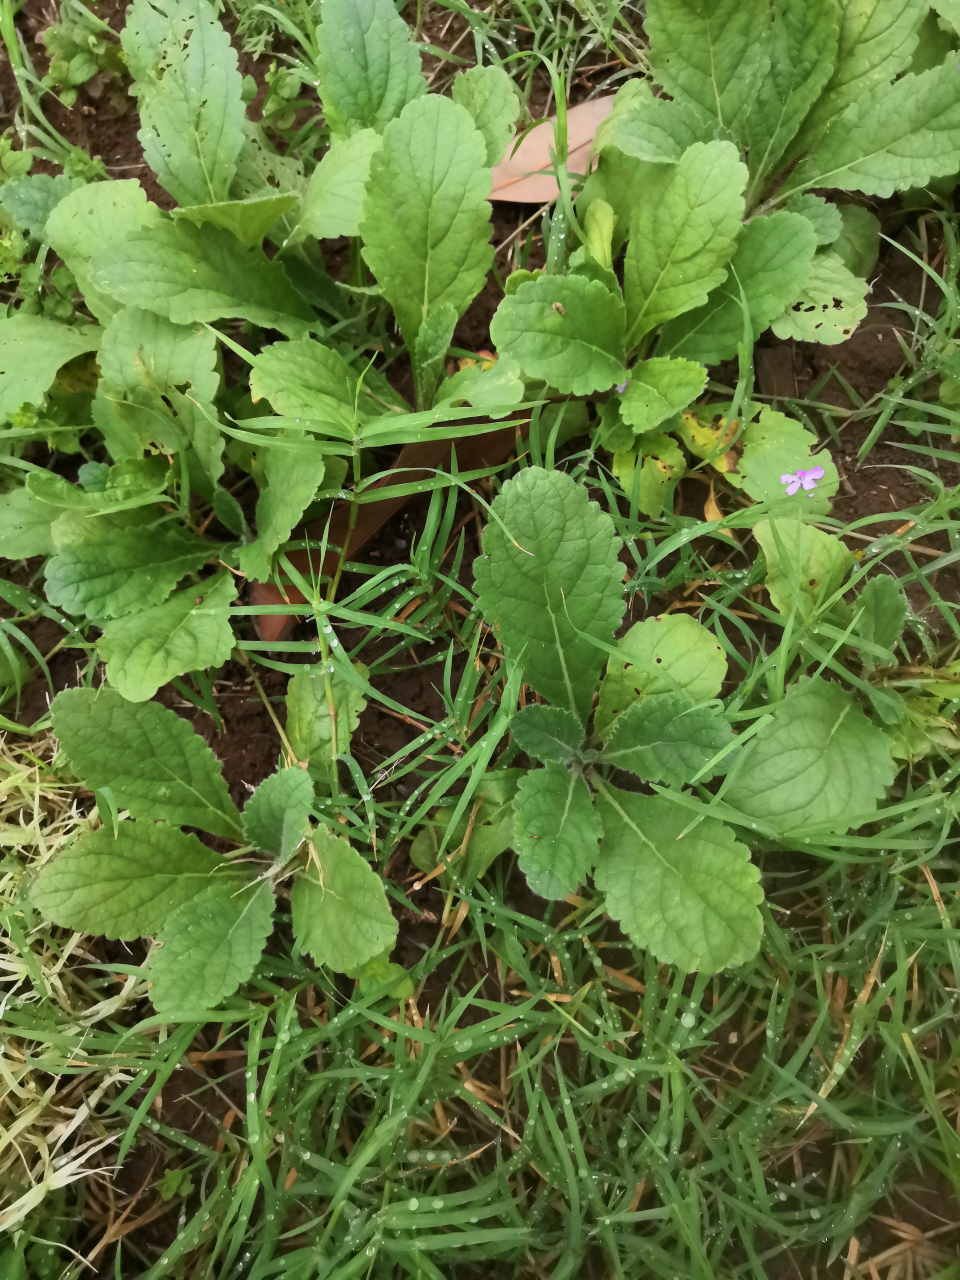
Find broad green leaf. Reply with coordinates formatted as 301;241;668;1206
613;433;686;519
316;0;425;136
171;193;299;246
513;764;600;900
0;174;85;238
595;786;762;971
598;80;709;164
788;58;960;198
833;204;881;276
791;0;927;153
346;952;414;999
150;880;274;1014
596;614;726;738
0;486;66;558
646;0;770;144
242;768;314;861
168;390;225;487
289;129;382;243
619;357;707;434
735;407;840;514
45;180;163;323
292;827;397;971
414;302;458;406
583;200;616;271
754;517;853;619
785;193;843;245
249;338;362;433
932;0;960;34
51;686;242;836
0;315;101;420
285;661;367;773
89;218;316;338
490;274;626;396
854;575;907;657
31;823;232;939
452;64;521;167
122;0;245;207
658;213;818;366
511;705;585;765
727;677;897;834
600;691;733;787
746;0;840;185
45;514;215;619
436;355;525;411
99;307;220;408
361;95;492;347
409;771;522;883
236;439;326;582
473;468;625;720
99;571;237;702
624;141;747;347
580;149;654;257
769;251;867;344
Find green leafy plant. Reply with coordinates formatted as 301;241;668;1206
40;0;126;110
30;687;397;1015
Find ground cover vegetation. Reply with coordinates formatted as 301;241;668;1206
2;0;960;1273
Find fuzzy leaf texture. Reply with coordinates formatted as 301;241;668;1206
51;687;242;837
596;788;762;972
121;0;246;207
473;468;626;721
316;0;425;136
726;677;897;834
242;768;314;861
510;705;585;765
292;828;397;971
600;691;733;788
250;337;367;434
237;439;326;583
452;65;521;167
619;358;708;434
624;141;747;347
646;0;769;143
746;0;840;185
360;95;493;347
490;275;626;396
513;764;600;900
171;194;299;247
44;513;215;620
658;213;818;366
98;571;237;703
788;56;960;198
769;252;867;344
31;823;235;939
596;614;727;738
291;130;382;242
150;881;274;1014
854;575;908;658
735;408;840;514
285;662;367;774
597;81;708;165
89;218;315;338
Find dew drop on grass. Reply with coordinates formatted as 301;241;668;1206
366;1246;376;1257
408;1198;419;1211
432;1198;444;1209
681;1012;696;1029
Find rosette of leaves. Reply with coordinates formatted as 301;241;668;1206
0;0;526;701
471;466;899;972
29;686;397;1016
487;0;960;509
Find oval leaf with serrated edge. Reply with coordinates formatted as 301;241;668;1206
361;95;492;348
726;677;897;835
452;65;521;167
658;213;818;367
249;338;363;433
624;141;747;348
474;468;625;720
149;880;274;1014
31;823;235;939
316;0;425;136
769;252;867;345
513;764;600;900
51;688;242;837
99;571;237;703
511;705;584;765
755;518;853;621
291;828;397;972
290;129;382;243
237;439;326;584
242;768;314;861
285;661;367;775
600;691;733;788
491;274;626;396
44;516;215;620
854;576;907;659
596;786;763;972
620;358;707;434
736;408;839;515
596;614;726;738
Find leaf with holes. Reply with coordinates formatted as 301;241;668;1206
755;518;853;620
769;252;867;345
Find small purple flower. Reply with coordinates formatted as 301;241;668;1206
615;379;629;394
780;466;825;496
